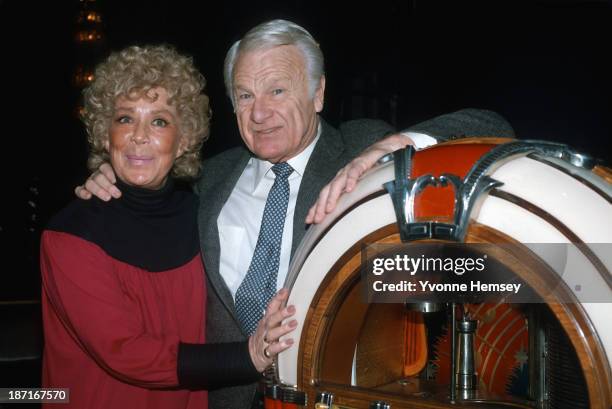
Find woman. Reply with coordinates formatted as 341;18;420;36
40;45;295;409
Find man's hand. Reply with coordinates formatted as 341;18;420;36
305;133;415;224
74;163;122;201
248;288;297;372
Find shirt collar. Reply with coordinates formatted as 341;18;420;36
251;121;322;190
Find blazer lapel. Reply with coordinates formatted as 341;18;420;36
199;149;251;324
292;118;345;257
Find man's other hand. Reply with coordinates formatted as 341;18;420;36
74;163;122;201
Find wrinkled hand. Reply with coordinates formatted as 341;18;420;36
248;288;297;372
305;133;414;224
74;163;122;201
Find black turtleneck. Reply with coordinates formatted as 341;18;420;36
47;177;200;272
46;177;263;387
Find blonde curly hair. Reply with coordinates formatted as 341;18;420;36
82;44;211;179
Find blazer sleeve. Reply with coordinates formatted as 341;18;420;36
339;118;397;156
405;108;516;142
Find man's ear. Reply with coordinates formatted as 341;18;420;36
314;75;326;113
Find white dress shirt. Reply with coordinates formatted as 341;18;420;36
217;125;436;300
401;131;437;150
218;128;321;300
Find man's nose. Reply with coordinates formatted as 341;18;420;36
250;97;273;123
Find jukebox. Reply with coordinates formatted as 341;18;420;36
266;138;611;409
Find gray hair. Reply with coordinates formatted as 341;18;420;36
223;19;325;107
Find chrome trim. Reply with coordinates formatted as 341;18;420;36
383;147;415;239
384;140;593;242
406;174;437;223
560;148;597;170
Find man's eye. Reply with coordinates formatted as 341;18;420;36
116;116;132;124
152;118;168;127
238;93;252;100
272;88;284;96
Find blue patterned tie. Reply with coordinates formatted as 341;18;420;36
235;162;294;335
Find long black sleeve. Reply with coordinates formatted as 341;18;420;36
177;341;262;389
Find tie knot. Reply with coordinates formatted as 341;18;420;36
271;162;293;180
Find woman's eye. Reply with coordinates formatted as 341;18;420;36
238;93;252;100
272;88;284;96
116;116;132;124
152;118;168;127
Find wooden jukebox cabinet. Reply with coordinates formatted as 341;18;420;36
268;139;612;409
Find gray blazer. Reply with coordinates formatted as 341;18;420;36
195;109;514;409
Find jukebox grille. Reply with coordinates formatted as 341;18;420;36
545;316;589;409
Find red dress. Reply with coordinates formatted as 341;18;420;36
40;180;208;409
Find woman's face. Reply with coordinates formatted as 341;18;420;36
107;88;186;190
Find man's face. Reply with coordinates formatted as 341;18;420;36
232;45;325;163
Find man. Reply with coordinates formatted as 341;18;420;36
77;19;514;408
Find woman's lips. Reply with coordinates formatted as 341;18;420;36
126;155;154;165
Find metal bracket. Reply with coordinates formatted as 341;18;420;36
384;140;583;242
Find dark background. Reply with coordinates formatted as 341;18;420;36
0;0;610;391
